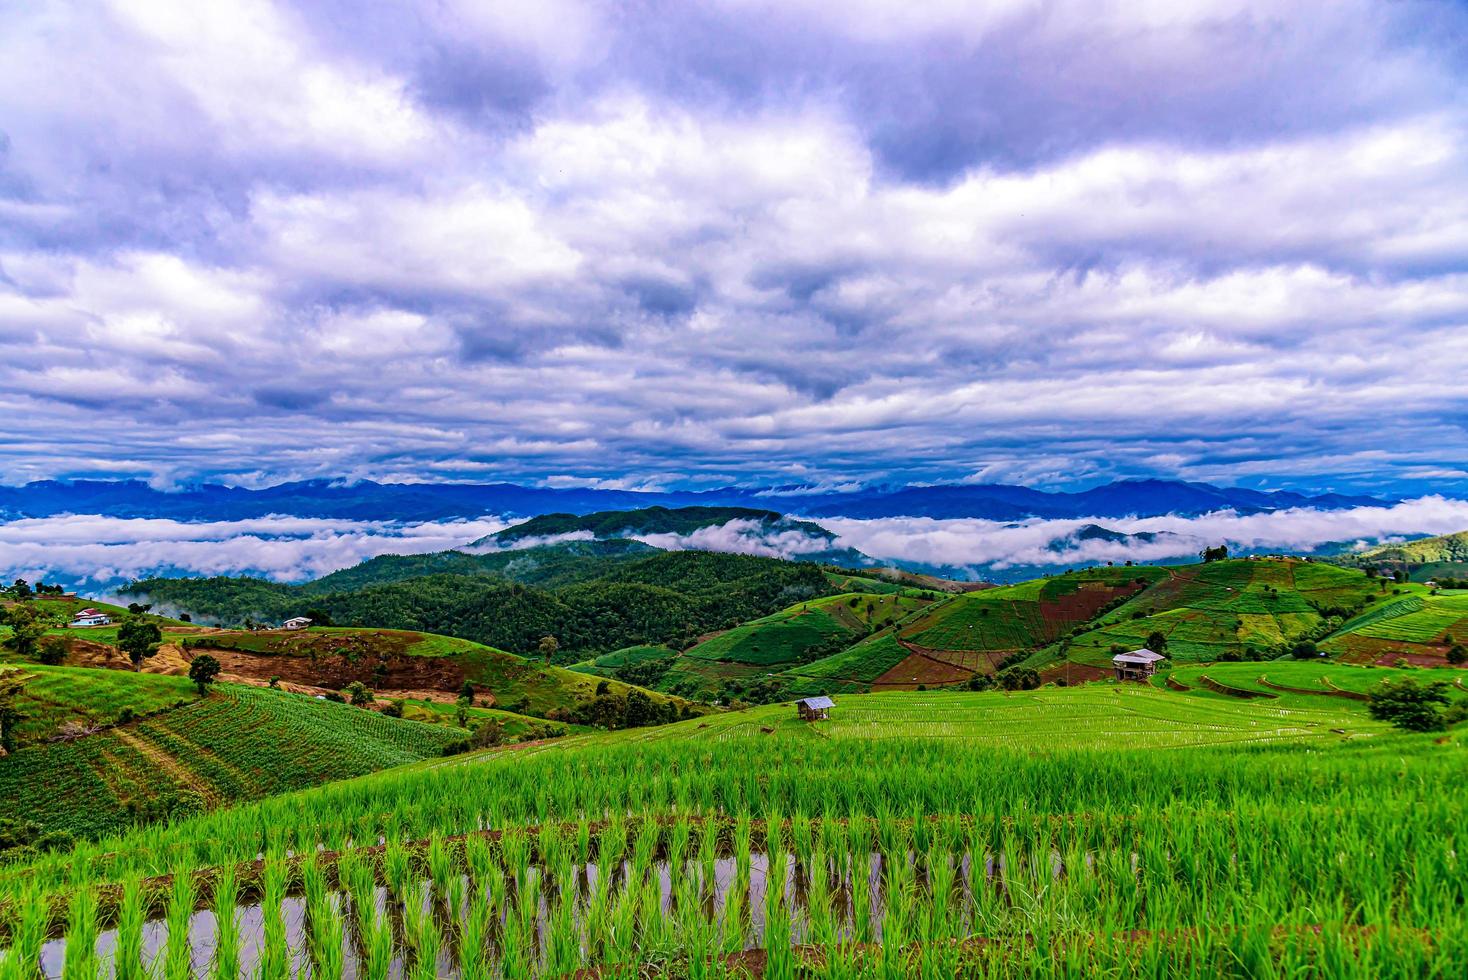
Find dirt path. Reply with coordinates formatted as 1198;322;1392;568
110;727;219;805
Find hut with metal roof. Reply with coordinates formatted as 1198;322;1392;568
796;695;834;721
1111;648;1166;681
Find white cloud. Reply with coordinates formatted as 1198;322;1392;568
818;497;1468;571
0;515;507;586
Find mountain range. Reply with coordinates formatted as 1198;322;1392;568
0;477;1391;523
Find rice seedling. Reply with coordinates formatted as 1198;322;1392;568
61;886;98;980
162;864;196;980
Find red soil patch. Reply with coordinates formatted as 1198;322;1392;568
1371;651;1450;667
1039;662;1109;686
180;646;467;694
871;651;972;689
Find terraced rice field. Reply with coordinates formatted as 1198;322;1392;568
0;684;465;839
0;687;1461;979
606;685;1385;748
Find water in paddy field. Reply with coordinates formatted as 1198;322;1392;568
27;849;1080;978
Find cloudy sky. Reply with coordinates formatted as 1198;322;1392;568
3;0;1466;495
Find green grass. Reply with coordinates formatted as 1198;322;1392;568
681;602;858;667
611;684;1387;747
783;630;911;684
901;567;1156;655
0;682;1461;977
7;666;198;746
393;699;588;739
0;683;466;840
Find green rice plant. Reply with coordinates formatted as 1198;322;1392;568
302;856;344;980
61;886;99;980
256;858;289;980
211;863;241;980
162;864;196;980
113;876;146;980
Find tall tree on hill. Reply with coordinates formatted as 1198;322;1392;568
117;617;163;670
188;654;221;695
1145;630;1168;655
1200;545;1229;562
538;635;559;665
3;605;46;659
0;666;24;754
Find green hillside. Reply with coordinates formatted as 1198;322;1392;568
1321;589;1468;664
302;539;656;593
123;550;838;657
3;666;198;747
1339;529;1468;580
1060;559;1391;667
0;682;467;841
899;566;1164;666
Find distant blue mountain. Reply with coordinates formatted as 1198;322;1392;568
0;476;1392;524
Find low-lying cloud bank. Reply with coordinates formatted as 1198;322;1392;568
0;514;508;587
818;496;1468;572
2;497;1465;592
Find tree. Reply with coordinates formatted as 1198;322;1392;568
3;605;47;659
1290;640;1320;660
1200;545;1229;563
966;673;996;691
8;579;32;600
623;689;656;728
126;602;152;615
537;635;559;665
179;613;192;623
37;637;67;666
1446;644;1466;666
117;618;163;670
1367;679;1451;732
995;666;1041;691
188;654;221;695
0;667;25;754
344;681;373;707
1144;631;1168;655
459;680;476;704
472;718;505;748
304;607;334;627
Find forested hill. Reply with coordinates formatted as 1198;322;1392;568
1341;530;1468;576
124;551;835;657
303;539;656;593
483;505;835;544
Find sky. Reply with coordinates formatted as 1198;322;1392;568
2;0;1467;495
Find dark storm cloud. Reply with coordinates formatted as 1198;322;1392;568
0;1;1466;496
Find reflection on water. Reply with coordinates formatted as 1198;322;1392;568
32;847;1070;978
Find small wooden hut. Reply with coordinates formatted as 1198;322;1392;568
796;695;834;721
1112;648;1166;681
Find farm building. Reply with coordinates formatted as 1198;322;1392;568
281;616;313;630
67;609;110;628
796;696;834;721
1112;648;1166;681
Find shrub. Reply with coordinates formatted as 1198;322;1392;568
1367;679;1450;732
996;667;1040;691
37;637;68;666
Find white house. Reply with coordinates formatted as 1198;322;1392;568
1112;648;1166;681
281;616;313;630
68;608;111;628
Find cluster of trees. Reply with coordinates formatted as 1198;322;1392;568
124;552;834;659
3;579;68;600
1367;679;1467;732
968;665;1042;692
